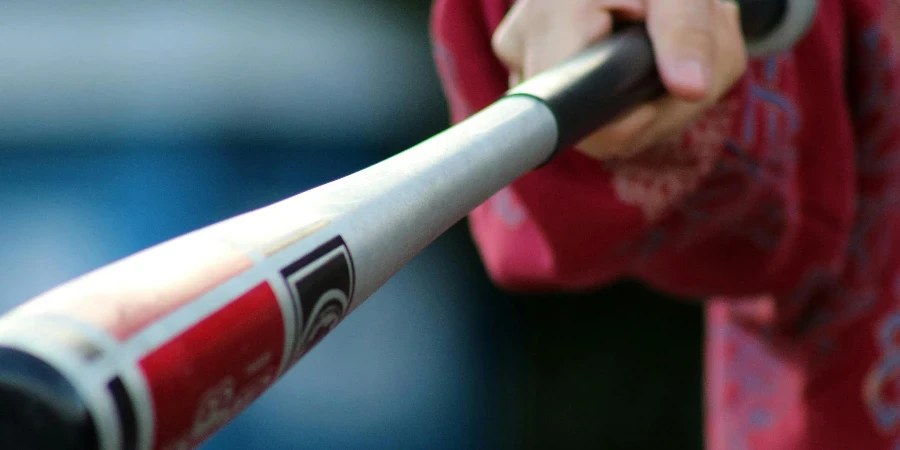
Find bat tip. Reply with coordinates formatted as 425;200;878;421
0;347;98;450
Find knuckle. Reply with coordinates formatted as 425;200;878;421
490;30;505;56
491;2;532;69
491;29;520;68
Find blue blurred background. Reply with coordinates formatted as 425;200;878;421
0;1;704;449
0;1;524;448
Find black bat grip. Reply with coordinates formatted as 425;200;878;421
506;0;789;152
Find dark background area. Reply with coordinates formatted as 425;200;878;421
0;1;704;448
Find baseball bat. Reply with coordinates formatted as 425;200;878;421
0;1;817;449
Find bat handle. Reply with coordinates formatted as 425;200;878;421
506;0;817;154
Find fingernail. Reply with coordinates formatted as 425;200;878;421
671;59;711;94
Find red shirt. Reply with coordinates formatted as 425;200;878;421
430;0;900;448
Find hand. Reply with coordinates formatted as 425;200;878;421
491;0;749;159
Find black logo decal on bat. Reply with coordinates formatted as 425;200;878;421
280;236;355;363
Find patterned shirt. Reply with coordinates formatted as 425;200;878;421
430;0;900;447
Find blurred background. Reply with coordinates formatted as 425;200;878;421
0;1;704;448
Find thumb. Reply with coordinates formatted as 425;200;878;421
646;0;716;100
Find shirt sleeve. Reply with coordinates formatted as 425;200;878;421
430;0;859;299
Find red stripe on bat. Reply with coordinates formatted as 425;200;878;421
139;281;285;450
